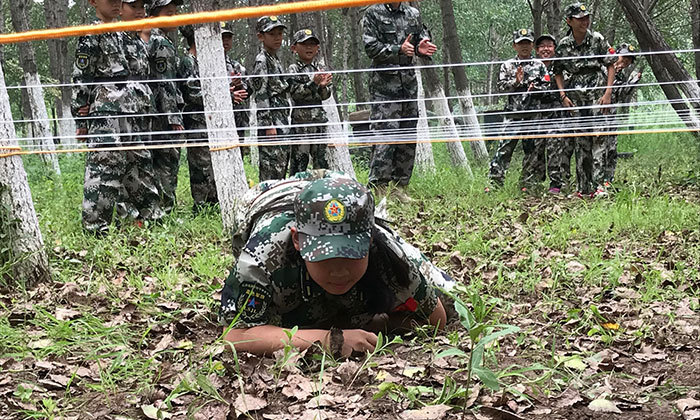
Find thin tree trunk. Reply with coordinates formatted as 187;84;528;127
414;69;435;173
617;0;700;135
438;0;488;161
0;61;50;288
192;0;249;230
0;0;5;69
691;0;700;81
347;7;367;108
546;0;562;39
9;0;61;175
528;0;544;37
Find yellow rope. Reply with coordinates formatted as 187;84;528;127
0;0;392;44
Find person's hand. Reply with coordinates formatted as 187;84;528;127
417;38;437;56
313;72;325;85
562;96;574;108
598;92;612;114
76;127;87;141
340;329;378;357
265;128;277;137
315;73;332;87
400;34;415;57
233;89;248;104
230;72;243;88
515;66;524;85
78;105;89;117
171;124;184;131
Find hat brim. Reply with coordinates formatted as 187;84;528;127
298;231;371;262
569;11;590;18
514;36;535;43
221;30;234;36
294;35;320;44
536;35;556;45
260;22;287;33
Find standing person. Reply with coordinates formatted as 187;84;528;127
220;171;451;356
251;16;291;181
362;2;436;199
534;34;574;194
287;28;333;176
72;0;161;234
221;22;251;149
554;2;616;198
487;29;549;192
146;0;185;214
602;43;642;186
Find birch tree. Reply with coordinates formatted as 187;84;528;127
0;62;50;287
191;0;249;230
9;0;61;175
414;69;435;173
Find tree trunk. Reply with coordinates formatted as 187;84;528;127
192;0;249;230
9;0;61;175
545;0;562;39
691;0;700;81
0;0;5;69
438;0;488;161
347;7;367;109
617;0;700;134
44;0;75;147
528;0;544;37
414;69;435;173
0;61;50;288
418;58;472;176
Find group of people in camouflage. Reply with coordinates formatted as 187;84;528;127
488;2;642;197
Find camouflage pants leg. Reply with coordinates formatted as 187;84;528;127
604;134;618;183
125;116;164;221
258;127;290;181
289;125;329;176
545;112;575;190
368;98;418;186
573;107;595;194
521;136;546;188
488;138;518;186
185;121;218;206
151;116;182;213
590;107;610;189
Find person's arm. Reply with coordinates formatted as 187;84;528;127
555;74;574;108
287;64;320;103
71;35;97;135
498;62;520;93
362;10;400;61
251;56;277;136
599;63;615;107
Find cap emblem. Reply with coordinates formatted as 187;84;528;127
629;45;635;51
270;16;278;21
305;29;312;35
221;22;226;28
324;199;346;223
580;5;586;10
520;29;528;35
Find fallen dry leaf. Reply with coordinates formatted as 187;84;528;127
399;404;452;420
55;307;82;321
588;398;622;413
233;394;267;415
193;402;230;420
281;374;314;401
566;261;586;273
677;397;700;412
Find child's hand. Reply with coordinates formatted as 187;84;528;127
233;89;248;104
315;73;332;87
515;66;524;85
171;124;184;131
265;128;277;137
341;329;378;357
76;128;87;141
417;38;437;56
400;34;415;56
230;72;243;88
78;105;89;117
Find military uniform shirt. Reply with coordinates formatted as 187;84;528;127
177;52;206;126
553;30;615;102
148;28;184;126
288;60;331;124
226;57;250;128
362;3;430;99
251;49;290;129
220;212;440;330
498;56;549;116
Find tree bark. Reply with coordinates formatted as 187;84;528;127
528;0;544;37
617;0;700;134
192;0;249;230
0;61;50;288
0;0;5;69
418;58;472;176
691;0;700;81
545;0;562;39
44;0;75;147
9;0;61;175
414;69;435;173
346;7;368;108
438;0;488;161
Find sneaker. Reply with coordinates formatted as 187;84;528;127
548;187;561;195
484;186;491;193
521;187;528;193
592;188;608;198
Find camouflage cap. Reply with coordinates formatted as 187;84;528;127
256;16;287;33
616;43;637;59
513;28;535;44
294;177;374;262
146;0;182;16
536;34;557;46
565;2;590;19
293;28;320;45
220;22;234;36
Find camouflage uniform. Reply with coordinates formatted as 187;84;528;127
226;57;250;141
488;30;549;188
287;30;332;176
363;3;430;187
220;171;451;329
177;49;219;207
554;3;616;193
72;26;162;233
148;28;185;213
251;16;291;181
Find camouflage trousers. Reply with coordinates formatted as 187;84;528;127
151;116;182;213
258;127;291;181
488;117;545;188
598;112;619;184
544;111;575;190
567;104;608;193
82;115;162;233
289;124;330;176
368;97;418;187
184;119;218;207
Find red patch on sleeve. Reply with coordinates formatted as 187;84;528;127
544;74;551;82
608;47;616;54
393;297;419;313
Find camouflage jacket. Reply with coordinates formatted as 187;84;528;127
176;52;206;126
71;24;152;124
287;60;331;124
611;67;641;105
362;3;430;99
226;57;250;128
553;30;615;103
536;60;560;110
148;28;184;126
250;49;290;129
498;56;549;115
220;171;446;329
123;32;155;115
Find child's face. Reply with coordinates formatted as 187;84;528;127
121;0;145;21
513;40;533;58
614;56;634;72
154;3;178;16
89;0;122;21
222;33;234;53
293;40;320;63
304;256;369;295
536;40;555;59
257;27;285;52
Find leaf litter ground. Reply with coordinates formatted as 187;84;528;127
1;140;700;419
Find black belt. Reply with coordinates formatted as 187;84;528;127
94;76;148;83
